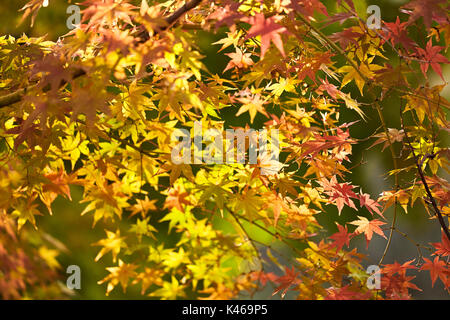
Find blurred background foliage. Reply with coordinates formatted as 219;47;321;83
0;0;449;299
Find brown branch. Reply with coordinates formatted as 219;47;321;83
400;106;450;242
137;0;203;42
0;84;37;109
0;68;86;109
0;0;203;109
165;0;203;27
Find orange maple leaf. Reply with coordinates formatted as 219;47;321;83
350;216;386;246
243;13;288;59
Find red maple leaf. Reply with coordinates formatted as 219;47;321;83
329;27;363;49
31;53;72;92
328;223;354;251
382;259;417;276
319;176;358;215
272;266;301;298
317;78;342;100
416;39;450;81
250;271;277;286
358;191;383;218
420;256;449;287
300;129;353;159
287;0;328;18
384;17;415;51
325;285;371;300
381;260;421;298
401;0;448;29
79;0;136;30
208;1;244;30
243;13;289;59
381;274;421;299
432;232;450;257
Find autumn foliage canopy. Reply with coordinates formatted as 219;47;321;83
0;0;449;300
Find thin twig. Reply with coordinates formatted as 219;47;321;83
400;104;450;242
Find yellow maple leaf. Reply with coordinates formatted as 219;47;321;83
93;229;126;262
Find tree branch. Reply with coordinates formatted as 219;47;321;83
400;106;450;242
0;0;203;109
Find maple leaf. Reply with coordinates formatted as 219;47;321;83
31;53;72;92
267;77;298;97
401;0;448;29
19;0;46;27
80;0;136;30
432;232;450;257
338;63;371;95
162;161;195;186
272;266;301;298
380;263;421;299
129;217;157;241
350;216;386;246
70;79;112;128
101;29;134;56
369;128;405;152
42;169;75;200
98;259;137;296
6;119;44;150
358;191;383;218
384;17;415;51
322;12;354;28
420;256;449;287
328;223;354;251
196;176;232;213
93;229;126;263
208;1;244;30
234;92;269;123
40;168;79;214
382;259;417;277
319;176;358;215
263;193;288;227
317;78;342;100
163;186;192;212
338;92;366;120
250;271;278;286
213;30;243;52
38;246;61;270
329;27;363;49
325;285;371;300
300;129;354;159
12;193;42;230
233;189;265;221
243;13;289;59
256;152;285;176
374;63;409;88
133;268;164;295
416;39;450;81
223;48;254;73
129;196;157;218
287;0;328;18
150;275;186;300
